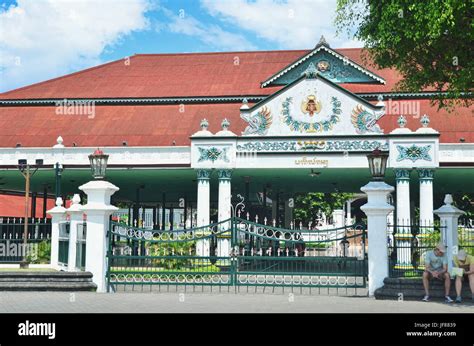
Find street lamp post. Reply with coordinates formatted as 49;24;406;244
360;148;394;296
18;159;43;268
55;162;63;199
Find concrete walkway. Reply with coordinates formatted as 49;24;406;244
0;291;472;313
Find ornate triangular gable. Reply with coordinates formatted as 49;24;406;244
261;36;385;87
241;64;385;136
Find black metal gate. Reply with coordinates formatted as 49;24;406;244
107;217;367;292
232;217;367;289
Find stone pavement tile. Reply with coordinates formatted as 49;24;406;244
0;292;473;313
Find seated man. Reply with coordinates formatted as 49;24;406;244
452;249;474;303
422;243;453;303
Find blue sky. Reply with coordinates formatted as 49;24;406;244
0;0;361;92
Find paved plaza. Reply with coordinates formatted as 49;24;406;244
0;291;472;313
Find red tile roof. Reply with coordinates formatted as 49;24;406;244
0;100;472;147
0;48;472;146
0;194;55;218
0;48;401;99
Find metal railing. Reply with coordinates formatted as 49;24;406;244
0;218;52;263
387;220;446;278
458;217;474;256
107;218;368;291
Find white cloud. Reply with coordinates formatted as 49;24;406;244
0;0;151;92
165;8;256;51
201;0;362;49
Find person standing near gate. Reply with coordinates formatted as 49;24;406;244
452;249;474;303
422;243;453;303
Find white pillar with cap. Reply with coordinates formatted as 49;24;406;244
47;197;67;270
79;180;119;292
66;194;83;271
196;169;211;257
361;181;394;296
217;169;232;259
434;194;465;274
418;169;435;225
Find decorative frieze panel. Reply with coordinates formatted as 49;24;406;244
396;144;431;162
389;138;439;169
236;139;388;153
191;142;235;169
197;147;229;163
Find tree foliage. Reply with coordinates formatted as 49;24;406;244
294;192;353;225
335;0;473;110
456;193;474;219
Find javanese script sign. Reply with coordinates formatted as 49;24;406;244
294;157;329;167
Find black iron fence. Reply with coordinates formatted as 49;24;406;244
458;217;474;256
387;218;474;278
107;218;368;292
0;217;52;263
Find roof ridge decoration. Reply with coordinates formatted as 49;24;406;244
261;42;385;87
316;35;329;48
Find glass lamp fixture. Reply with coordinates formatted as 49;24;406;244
88;148;109;180
366;148;389;181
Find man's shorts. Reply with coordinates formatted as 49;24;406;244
425;269;448;279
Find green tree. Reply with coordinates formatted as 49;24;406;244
335;0;473;110
294;192;353;225
455;193;474;219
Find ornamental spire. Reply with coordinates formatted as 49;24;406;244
240;98;249;110
316;35;330;48
397;115;407;128
200;118;209;131
221;118;230;130
420;114;430;128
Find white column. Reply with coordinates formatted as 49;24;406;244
217;169;232;258
332;209;345;254
66;194;83;271
418;169;434;225
196;169;211;257
196;169;211;226
361;181;395;297
394;169;411;266
47;197;66;270
79;180;119;293
434;194;465;274
284;197;293;228
395;169;411;225
332;209;344;228
346;200;352;225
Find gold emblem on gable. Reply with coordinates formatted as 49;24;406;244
300;95;322;117
317;60;330;72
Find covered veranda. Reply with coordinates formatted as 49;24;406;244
1;165;472;229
